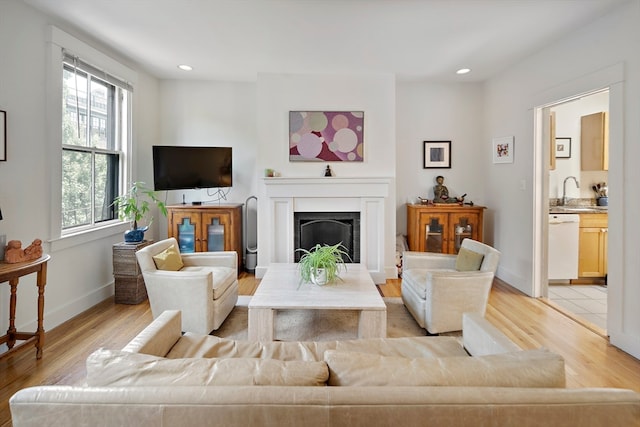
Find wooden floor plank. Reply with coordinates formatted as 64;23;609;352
1;273;638;427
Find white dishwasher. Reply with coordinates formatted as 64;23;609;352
548;214;580;280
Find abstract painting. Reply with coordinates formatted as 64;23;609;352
289;111;364;162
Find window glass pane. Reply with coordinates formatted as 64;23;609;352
61;58;128;234
89;79;111;149
94;152;119;223
62;149;92;229
62;67;88;147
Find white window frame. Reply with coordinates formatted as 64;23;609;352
47;27;137;251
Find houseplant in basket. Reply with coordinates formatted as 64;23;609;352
113;182;167;243
296;242;351;286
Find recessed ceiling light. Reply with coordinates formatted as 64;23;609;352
178;64;193;71
456;68;471;75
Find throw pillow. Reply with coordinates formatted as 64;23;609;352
152;244;184;271
324;349;565;388
455;247;484;271
86;349;329;386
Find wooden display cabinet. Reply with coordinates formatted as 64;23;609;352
407;204;486;254
578;213;608;278
166;204;243;270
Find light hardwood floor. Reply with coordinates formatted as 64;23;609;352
1;273;639;427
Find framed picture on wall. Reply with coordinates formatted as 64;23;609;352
423;141;451;169
492;136;514;164
289;111;364;162
555;137;571;158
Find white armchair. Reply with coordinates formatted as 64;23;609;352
135;238;238;335
401;239;500;334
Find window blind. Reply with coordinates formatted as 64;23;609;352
62;50;134;92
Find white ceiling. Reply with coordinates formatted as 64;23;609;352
23;0;628;82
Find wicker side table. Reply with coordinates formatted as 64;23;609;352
112;240;153;304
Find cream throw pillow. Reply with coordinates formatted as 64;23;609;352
86;349;329;386
152;244;184;271
324;349;565;388
455;247;484;271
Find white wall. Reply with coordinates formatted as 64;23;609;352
484;0;640;357
155;80;258;250
549;91;609;200
0;0;161;334
395;82;486;237
254;73;397;276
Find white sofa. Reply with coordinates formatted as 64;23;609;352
10;311;640;427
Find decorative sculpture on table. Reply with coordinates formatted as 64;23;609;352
433;176;465;204
4;239;43;263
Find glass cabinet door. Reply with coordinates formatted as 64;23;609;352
453;217;473;253
419;213;448;253
206;217;225;252
177;217;196;253
450;213;478;253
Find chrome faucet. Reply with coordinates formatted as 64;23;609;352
562;176;580;206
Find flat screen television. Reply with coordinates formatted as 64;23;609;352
152;145;233;191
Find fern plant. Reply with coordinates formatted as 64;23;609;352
296;242;351;285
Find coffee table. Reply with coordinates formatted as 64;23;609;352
248;263;387;341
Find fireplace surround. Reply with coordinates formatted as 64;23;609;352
257;177;391;284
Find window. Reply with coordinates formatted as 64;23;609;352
61;53;132;232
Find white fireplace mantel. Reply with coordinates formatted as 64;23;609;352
256;177;392;284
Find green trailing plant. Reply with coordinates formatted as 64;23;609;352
112;182;167;230
296;242;352;285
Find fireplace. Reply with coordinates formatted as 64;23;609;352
294;212;361;263
258;177;392;284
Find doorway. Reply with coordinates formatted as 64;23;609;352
537;89;609;334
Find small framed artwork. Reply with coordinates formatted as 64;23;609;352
423;141;451;169
0;110;5;161
555;137;571;158
492;136;514;164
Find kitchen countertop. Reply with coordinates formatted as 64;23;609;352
549;206;608;214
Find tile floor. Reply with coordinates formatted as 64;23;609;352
548;284;607;330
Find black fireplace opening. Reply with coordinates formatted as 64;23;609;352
294;211;361;263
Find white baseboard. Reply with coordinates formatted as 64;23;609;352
19;282;114;333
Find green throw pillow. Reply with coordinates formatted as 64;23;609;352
455;247;484;271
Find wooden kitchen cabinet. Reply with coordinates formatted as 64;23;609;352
581;112;609;171
406;204;485;254
167;204;243;270
578;213;608;278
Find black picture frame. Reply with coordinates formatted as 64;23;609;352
423;141;451;169
555;137;571;158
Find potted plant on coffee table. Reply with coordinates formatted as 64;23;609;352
113;182;167;243
296;242;351;286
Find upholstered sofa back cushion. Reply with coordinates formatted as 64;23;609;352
165;334;469;361
324;349;566;388
86;349;329;387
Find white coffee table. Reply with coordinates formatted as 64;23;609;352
248;263;387;341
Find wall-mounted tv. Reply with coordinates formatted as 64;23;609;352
153;145;232;191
